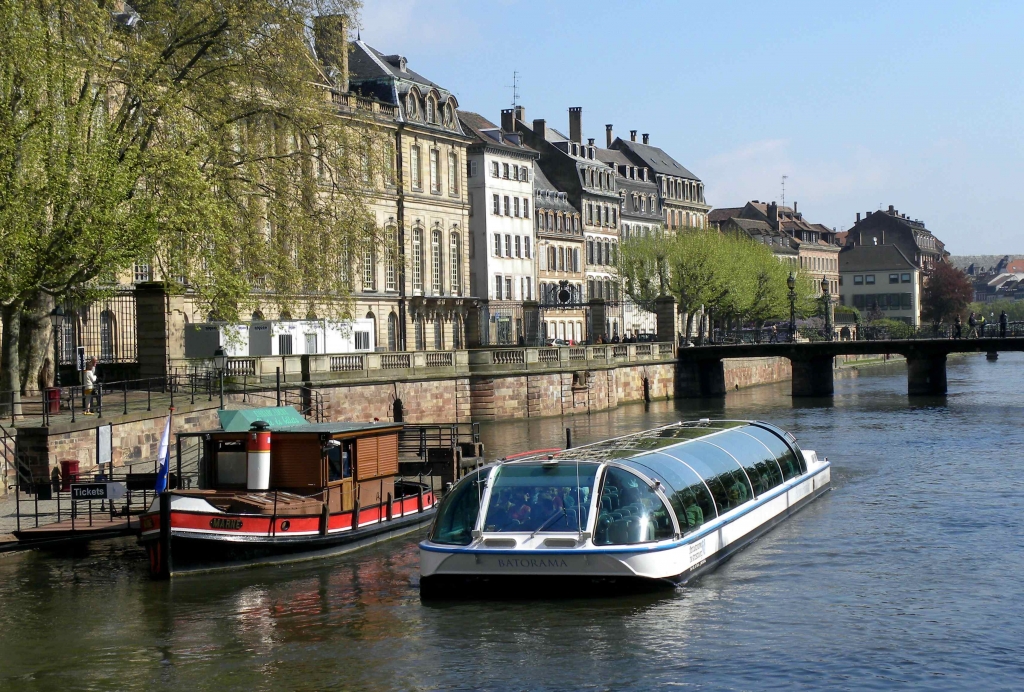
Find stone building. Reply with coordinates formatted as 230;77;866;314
460;112;538;302
609;130;709;230
838;245;921;324
532;165;585;343
346;39;472;352
845;205;946;271
505;107;619;310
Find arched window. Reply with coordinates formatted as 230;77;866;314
100;310;115;361
387;312;398;351
251;310;265;321
449;231;461;295
415;316;425;350
433;318;443;350
431;228;443;294
426;97;436;124
413;227;423;291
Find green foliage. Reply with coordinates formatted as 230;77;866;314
835;304;861;320
618;229;819;327
969;299;1024;322
865;317;914;339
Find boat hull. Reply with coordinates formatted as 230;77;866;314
141;493;436;577
420;463;830;599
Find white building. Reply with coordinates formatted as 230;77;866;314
461;111;538;302
838;245;922;326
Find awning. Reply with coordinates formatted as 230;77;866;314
217;407;310;432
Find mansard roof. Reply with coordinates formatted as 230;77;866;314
613;138;701;181
459;112;537;158
533;167;578;213
839;244;918;272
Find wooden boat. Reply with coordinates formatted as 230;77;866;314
139;420;437;577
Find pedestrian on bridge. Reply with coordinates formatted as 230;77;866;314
979;314;987;337
954;313;962;339
1000;310;1008;338
968;312;978;338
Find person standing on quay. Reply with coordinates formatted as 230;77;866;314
968;312;977;338
83;358;99;414
999;310;1008;338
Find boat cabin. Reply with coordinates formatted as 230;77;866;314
181;421;404;516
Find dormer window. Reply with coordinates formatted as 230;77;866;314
425;97;436;124
406;94;419;119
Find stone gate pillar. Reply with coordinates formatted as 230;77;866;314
655;295;677;346
522;300;541;346
135;282;185;380
588;298;607;343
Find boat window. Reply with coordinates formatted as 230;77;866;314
742;425;806;480
665;443;750;515
709;430;785;496
594;466;674;545
430;469;488;545
482;463;598;533
326;443;352;482
622;454;716;534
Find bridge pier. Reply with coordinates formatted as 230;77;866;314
676;359;726;398
907;354;947;396
790;355;834;397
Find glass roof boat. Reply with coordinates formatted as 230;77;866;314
419;419;830;597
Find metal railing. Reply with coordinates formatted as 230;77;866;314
701;320;1024;345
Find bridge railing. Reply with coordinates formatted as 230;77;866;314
704;320;1024;346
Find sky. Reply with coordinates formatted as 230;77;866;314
358;0;1024;256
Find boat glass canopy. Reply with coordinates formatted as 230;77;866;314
428;421;807;546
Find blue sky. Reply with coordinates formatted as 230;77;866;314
359;0;1024;255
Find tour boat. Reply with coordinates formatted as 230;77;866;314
139;420;437;577
419;419;830;597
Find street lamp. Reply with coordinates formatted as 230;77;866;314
787;272;797;342
49;306;65;388
820;274;833;341
213;346;227;409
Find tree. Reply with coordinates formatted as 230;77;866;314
0;0;374;403
618;230;669;312
921;262;973;324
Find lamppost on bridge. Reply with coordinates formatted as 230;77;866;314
821;274;834;341
49;305;65;388
787;272;797;342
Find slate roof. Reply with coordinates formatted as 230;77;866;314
349;41;442;92
839;244;917;272
709;207;744;223
614;139;700;181
533;166;578;213
459;111;536;157
595;147;632;167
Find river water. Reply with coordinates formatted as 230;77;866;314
1;354;1023;691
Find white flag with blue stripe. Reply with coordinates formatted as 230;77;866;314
155;412;172;493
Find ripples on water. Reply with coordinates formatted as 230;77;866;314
1;355;1023;691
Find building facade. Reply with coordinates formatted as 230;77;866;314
460;112;538;303
347;40;472;351
845;205;946;271
838;245;921;325
532;165;585;342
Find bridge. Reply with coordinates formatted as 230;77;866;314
676;337;1024;397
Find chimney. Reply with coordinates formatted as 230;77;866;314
588;138;595;147
642;133;649;144
569;107;582;144
630;130;637;142
856;212;861;223
606;124;613;147
532;118;546;138
313;15;350;92
501;108;514;133
793;201;797;213
888;204;895;214
514;105;525;123
767;202;779;230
